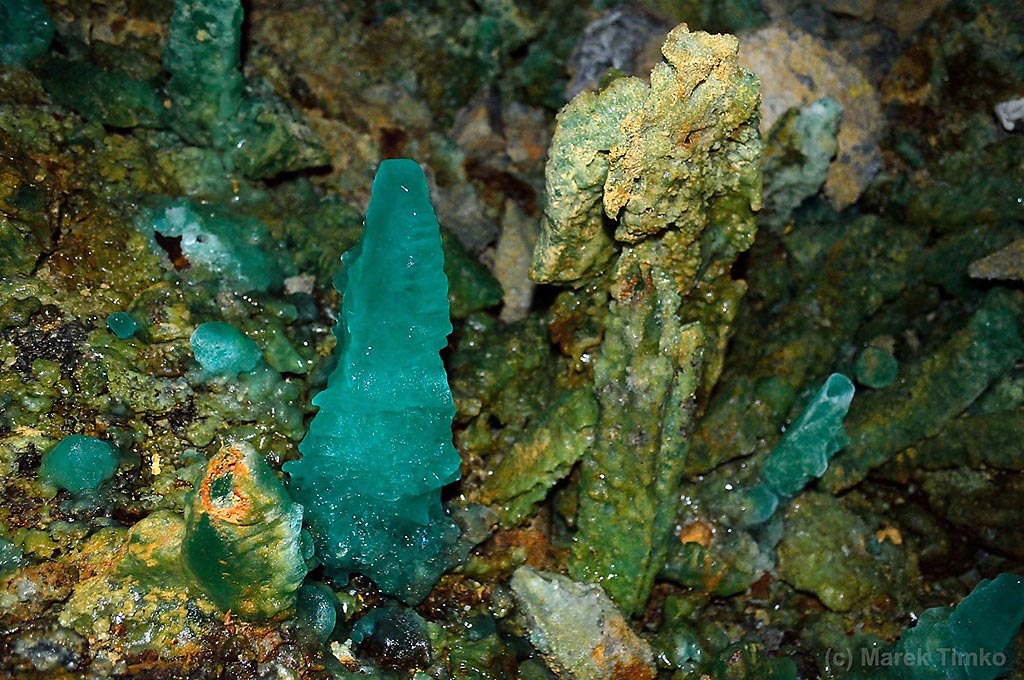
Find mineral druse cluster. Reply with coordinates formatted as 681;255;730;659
2;0;1024;678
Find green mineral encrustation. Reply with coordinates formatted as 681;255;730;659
285;159;461;604
38;434;120;495
479;387;598;525
60;511;220;656
0;0;54;66
5;0;1024;674
440;228;504;319
759;97;842;231
160;0;328;178
823;289;1024;492
854;344;899;389
531;24;762;615
530;76;638;283
0;132;57;278
140;199;289;293
775;492;907;613
0;536;24;576
182;442;307;621
884;411;1024;473
163;0;244;148
689;215;920;477
37;57;168;129
878;573;1024;680
190;322;263;377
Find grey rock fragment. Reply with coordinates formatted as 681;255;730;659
566;6;667;99
994;96;1024;132
510;567;655;680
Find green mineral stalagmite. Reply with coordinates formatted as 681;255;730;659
182;442;307;621
532;24;762;615
285;159;461;604
163;0;244;148
853;573;1024;680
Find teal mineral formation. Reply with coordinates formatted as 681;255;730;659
182;442;307;621
0;0;54;66
190;322;263;377
285;159;461;604
39;434;119;495
106;312;139;340
852;573;1024;679
761;372;855;499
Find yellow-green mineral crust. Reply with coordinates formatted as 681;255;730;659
530;23;762;615
59;511;220;657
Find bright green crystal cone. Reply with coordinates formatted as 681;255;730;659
285;159;460;604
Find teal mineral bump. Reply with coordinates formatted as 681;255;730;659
39;435;119;494
190;322;262;377
285;158;461;604
854;345;898;389
106;312;138;339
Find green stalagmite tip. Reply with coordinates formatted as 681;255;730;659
39;434;119;494
890;573;1024;680
285;158;460;604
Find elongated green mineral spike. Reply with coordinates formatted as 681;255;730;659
284;159;461;604
163;0;243;147
183;442;307;621
762;372;855;498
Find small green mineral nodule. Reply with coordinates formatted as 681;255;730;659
106;312;139;339
190;322;262;377
182;442;307;621
39;434;119;494
854;345;899;389
285;158;461;604
295;583;338;642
